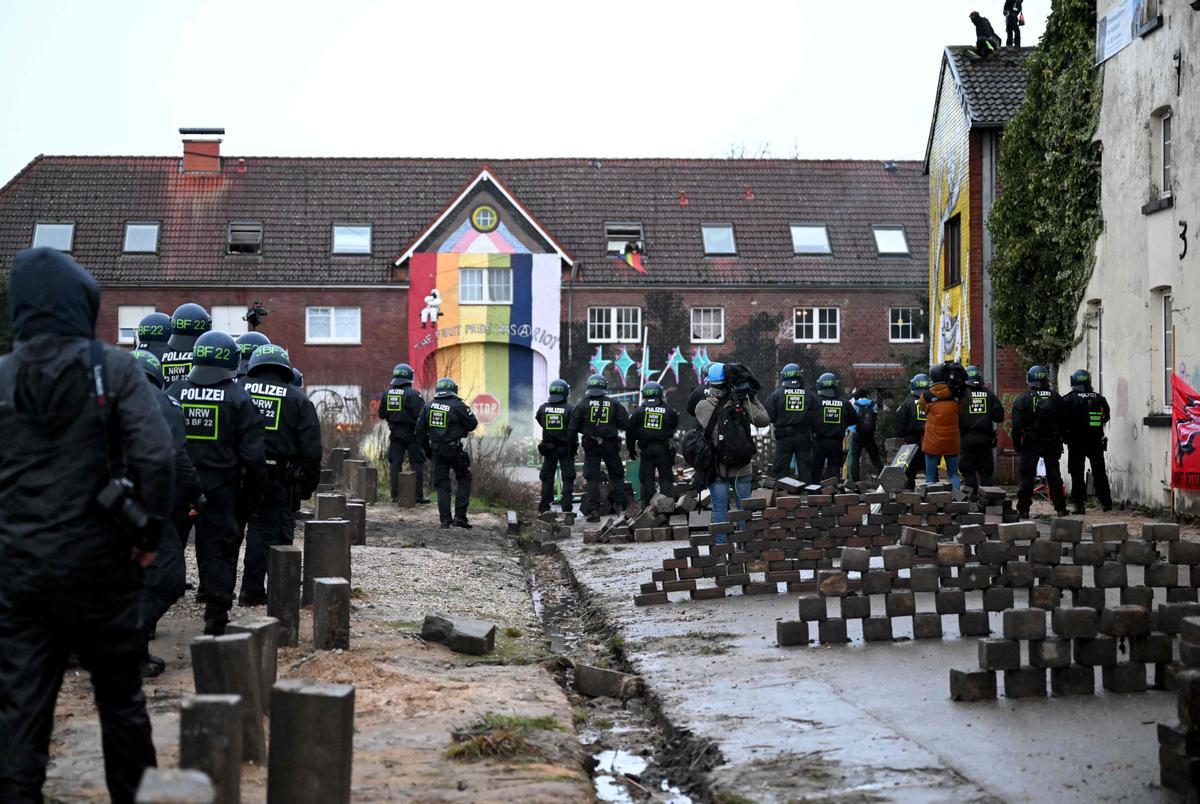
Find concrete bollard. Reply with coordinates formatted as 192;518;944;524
302;520;351;606
189;634;265;763
179;695;242;804
345;501;367;546
135;768;215;803
314;493;348;521
267;546;302;647
227;616;280;716
267;680;355;804
397;472;417;507
318;468;333;486
341;459;366;497
363;466;378;504
313;577;351;650
325;447;350;482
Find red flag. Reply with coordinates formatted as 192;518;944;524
1172;374;1200;490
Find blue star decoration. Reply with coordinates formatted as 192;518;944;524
589;347;611;378
664;346;689;384
691;347;712;383
638;349;659;383
613;347;638;386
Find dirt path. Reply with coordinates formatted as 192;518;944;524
44;502;593;802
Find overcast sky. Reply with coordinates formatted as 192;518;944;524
0;1;1047;182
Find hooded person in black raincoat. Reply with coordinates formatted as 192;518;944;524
0;248;175;803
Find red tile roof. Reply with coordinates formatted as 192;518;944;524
0;155;926;288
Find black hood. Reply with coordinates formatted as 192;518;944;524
9;248;100;340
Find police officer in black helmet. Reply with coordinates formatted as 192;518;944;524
416;378;479;528
379;363;430;504
134;311;173;362
958;365;1005;490
811;372;858;482
168;330;267;634
129;350;204;677
161;302;211;389
237;345;322;605
894;373;932;489
1011;365;1069;518
1063;369;1113;514
0;248;174;801
569;374;631;522
234;331;270;379
535;379;578;514
627;381;680;504
766;363;814;481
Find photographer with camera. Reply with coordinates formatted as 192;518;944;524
918;362;966;493
0;248;175;802
694;363;768;535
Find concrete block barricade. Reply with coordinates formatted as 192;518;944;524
189;634;265;763
313;578;351;651
345;501;367;546
267;680;355;804
267;546;302;647
302;520;351;606
179;695;242;804
314;492;347;522
226;616;281;715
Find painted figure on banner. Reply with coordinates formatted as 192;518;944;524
421;288;443;328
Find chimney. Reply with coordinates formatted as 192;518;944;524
180;127;224;173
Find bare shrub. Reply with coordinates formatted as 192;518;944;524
467;426;538;514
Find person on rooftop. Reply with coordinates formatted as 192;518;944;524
970;11;1002;58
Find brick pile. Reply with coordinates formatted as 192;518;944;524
1159;615;1200;797
585;492;706;545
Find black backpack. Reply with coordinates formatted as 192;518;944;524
715;400;757;468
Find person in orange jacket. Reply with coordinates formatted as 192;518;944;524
918;362;965;492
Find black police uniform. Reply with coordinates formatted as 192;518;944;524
238;365;322;605
1063;388;1113;512
1011;388;1068;516
627;402;680;504
569;396;630;516
161;337;201;390
894;396;927;488
415;394;479;525
169;365;266;630
959;386;1005;488
536;401;577;512
849;399;884;483
811;396;858;482
0;248;174;802
379;384;427;502
686;386;706;418
766;385;814;480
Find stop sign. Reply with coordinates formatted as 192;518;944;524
471;393;500;424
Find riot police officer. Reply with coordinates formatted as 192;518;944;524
568;374;631;522
168;330;266;634
1063;369;1113;514
0;248;174;801
134;311;173;362
811;372;858;481
766;363;814;481
535;379;578;514
959;365;1005;490
1011;365;1069;518
237;345;322;605
234;331;271;378
627;381;680;504
379;363;429;504
130;350;203;677
161;302;211;389
415;378;479;528
894;373;932;489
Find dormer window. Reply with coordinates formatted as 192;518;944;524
605;222;644;256
228;221;263;255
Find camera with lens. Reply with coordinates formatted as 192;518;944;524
96;477;150;531
243;301;269;330
724;363;761;399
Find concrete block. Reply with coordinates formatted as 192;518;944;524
447;619;496;655
997;521;1037;543
1100;605;1152;639
1052;606;1098;639
909;565;940;593
267;546;302;648
420;613;453;643
302;520;351;606
1072;587;1106;610
840;547;871;573
1003;608;1046;640
882;544;914;571
267;680;354;804
949;668;997;702
1029;639;1072;669
1120;585;1154;610
180;695;241;804
958;524;986;545
1147;563;1180;588
797;595;828;622
1179;670;1200;731
313;578;351;651
575;665;641;698
1094;562;1128;589
397;472;417;507
1004;667;1047;698
1157;604;1200;635
226;616;280;716
1143;523;1181;542
1029;585;1062;610
1049;517;1084;543
1091;522;1129;542
1130;633;1174;664
937;543;967;567
1074;636;1119;667
776;620;809;646
325;448;350;480
862;616;894;642
983;587;1015;612
841;595;872;620
913;612;943;639
959;611;991;637
1029;539;1063;565
818;618;849;644
362;466;378;504
960;563;992;591
818;570;848;597
862;569;893;595
190;634;265;763
900;526;939;551
1170;541;1200;565
885;590;916;617
1002;561;1034;588
978;540;1011;566
1102;663;1147;693
936;589;967;615
978;638;1020;671
1120;540;1159;566
1073;542;1106;566
634;593;669;606
314;493;347;522
1169;587;1200;602
344;502;366;546
1051;665;1096;696
135;769;215;804
1050;565;1084;590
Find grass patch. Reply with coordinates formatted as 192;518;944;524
606;634;625;651
447;713;564;760
695;644;730;656
683;630;737;641
591;717;614;730
503;626;523;639
572;706;590;727
611;545;627;552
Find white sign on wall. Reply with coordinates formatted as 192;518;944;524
1095;0;1135;65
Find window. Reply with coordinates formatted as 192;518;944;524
1163;290;1174;414
943;215;962;286
701;224;737;256
889;308;923;343
1141;0;1160;26
228;221;263;254
793;307;840;343
117;305;156;345
690;307;725;343
471;205;498;232
123;222;160;253
211;305;247;338
872;225;910;255
307;384;363;425
332;224;371;254
587;306;641;343
32;222;74;251
1161;111;1173;197
458;267;513;304
605;222;644;256
790;224;831;255
306;306;361;344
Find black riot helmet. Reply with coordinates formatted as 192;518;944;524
585;374;609;398
1070;369;1093;392
965;365;984;388
1027;365;1050;390
817;372;839;398
135;312;172;358
392;363;415;388
189;331;238;385
547;379;570;404
235;331;271;376
434;377;459;399
641;381;664;403
779;363;803;388
168;302;211;350
130;349;165;389
291;367;304;388
247;343;294;384
910;373;932;397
